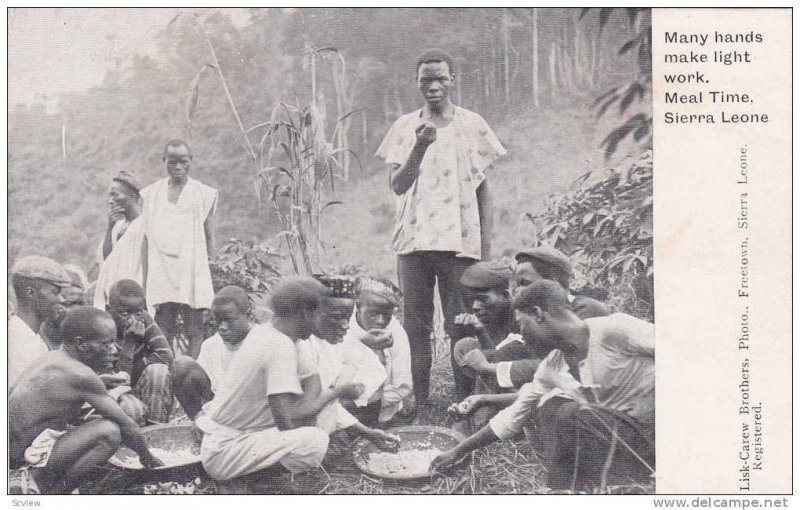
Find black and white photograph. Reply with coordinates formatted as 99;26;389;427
8;6;658;496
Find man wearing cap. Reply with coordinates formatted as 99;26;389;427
449;261;525;432
141;139;217;359
10;307;163;494
376;49;506;407
434;281;654;491
39;265;89;350
9;255;71;390
295;275;391;433
94;171;147;309
456;246;611;395
345;276;413;425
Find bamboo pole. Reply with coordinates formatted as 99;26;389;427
196;15;256;162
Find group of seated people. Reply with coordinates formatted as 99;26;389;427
8;255;413;494
8;243;653;494
437;246;654;491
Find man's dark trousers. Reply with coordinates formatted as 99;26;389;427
397;251;476;403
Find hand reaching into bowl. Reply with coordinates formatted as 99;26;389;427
447;395;483;418
366;428;402;453
431;448;463;471
140;451;165;469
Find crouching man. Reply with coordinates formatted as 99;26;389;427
194;279;331;481
433;281;654;491
9;307;162;494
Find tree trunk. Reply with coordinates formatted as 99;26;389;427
549;42;557;99
490;39;498;99
383;88;391;125
531;8;539;108
361;112;368;155
502;9;510;103
311;54;317;107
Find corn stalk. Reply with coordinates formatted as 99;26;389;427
181;12;357;275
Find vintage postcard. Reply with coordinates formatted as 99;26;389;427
4;5;792;503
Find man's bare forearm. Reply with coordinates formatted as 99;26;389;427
290;377;344;423
451;424;499;458
102;225;115;259
390;142;430;195
478;392;518;409
204;211;215;259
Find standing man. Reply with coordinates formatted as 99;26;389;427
9;256;71;390
141;139;218;359
93;171;147;309
376;49;506;407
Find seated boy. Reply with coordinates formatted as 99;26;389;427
195;279;332;481
345;276;413;425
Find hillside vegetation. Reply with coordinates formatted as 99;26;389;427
9;8;648;283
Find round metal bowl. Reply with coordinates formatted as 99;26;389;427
109;423;201;472
352;425;465;481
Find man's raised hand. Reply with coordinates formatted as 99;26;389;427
108;206;125;226
415;122;437;146
361;329;394;350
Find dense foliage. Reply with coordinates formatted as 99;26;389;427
529;150;653;319
209;239;282;297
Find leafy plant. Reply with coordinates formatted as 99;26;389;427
209;239;282;298
581;8;652;160
526;150;653;319
253;101;357;275
179;11;358;275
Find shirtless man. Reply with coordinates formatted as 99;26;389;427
9;307;162;494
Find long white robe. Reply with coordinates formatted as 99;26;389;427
140;177;217;309
93;217;146;309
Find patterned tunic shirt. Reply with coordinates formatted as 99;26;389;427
376;107;506;259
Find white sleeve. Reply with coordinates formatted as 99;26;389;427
495;361;515;389
334;402;359;431
488;382;541;440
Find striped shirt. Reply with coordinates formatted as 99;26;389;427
116;312;174;385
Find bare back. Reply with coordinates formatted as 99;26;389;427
8;350;102;462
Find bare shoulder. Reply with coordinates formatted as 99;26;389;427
54;354;106;393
